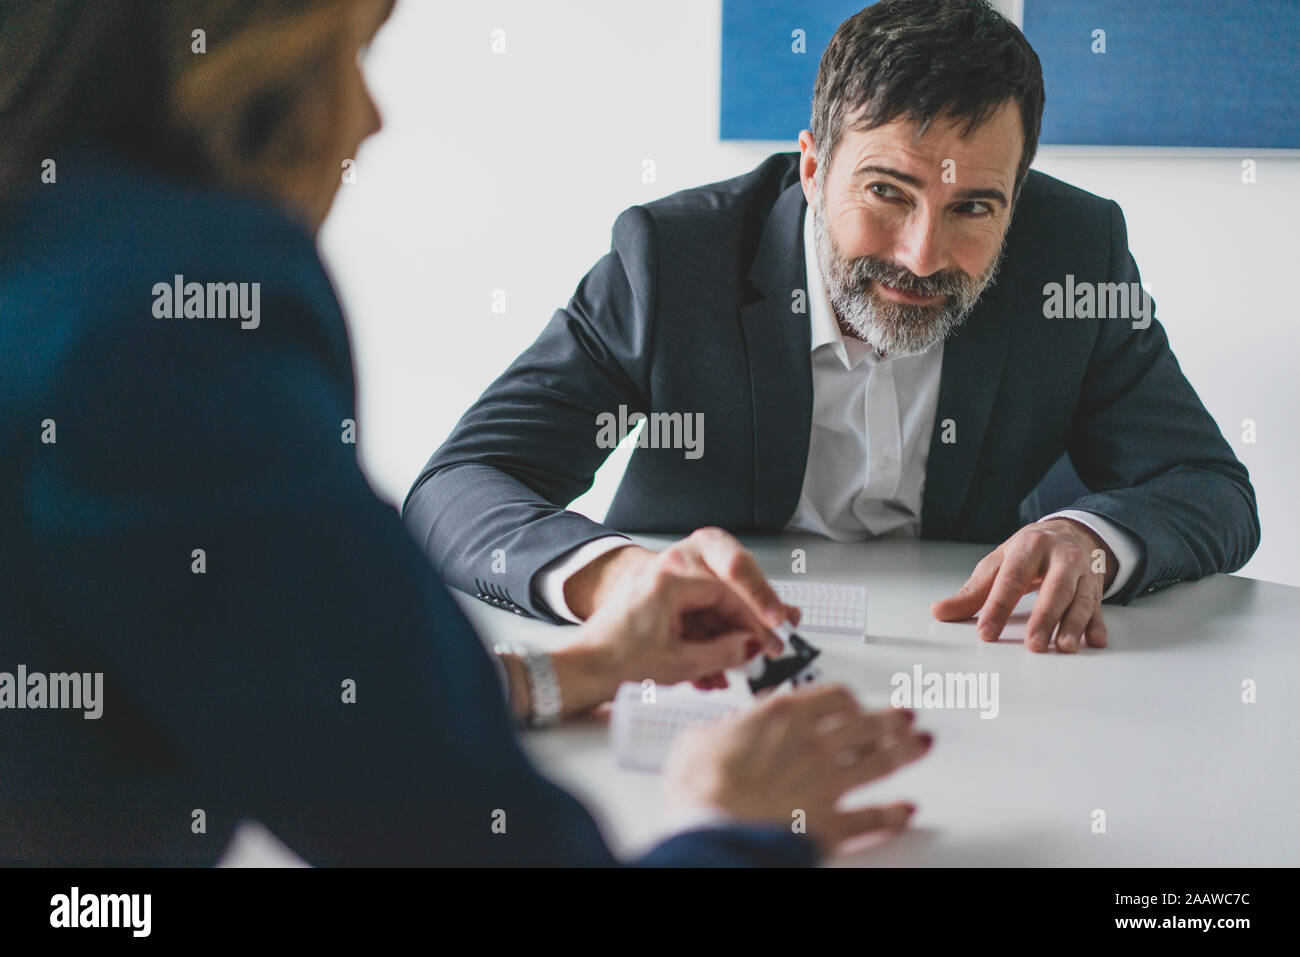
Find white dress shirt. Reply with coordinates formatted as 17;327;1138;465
785;206;943;540
536;206;1141;621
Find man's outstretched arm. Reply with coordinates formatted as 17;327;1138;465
932;199;1259;651
1061;199;1259;603
403;206;659;622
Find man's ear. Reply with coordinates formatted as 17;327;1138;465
797;130;818;206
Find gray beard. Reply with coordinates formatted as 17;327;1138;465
812;193;1007;358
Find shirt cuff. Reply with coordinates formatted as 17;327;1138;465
1040;508;1144;600
535;536;634;623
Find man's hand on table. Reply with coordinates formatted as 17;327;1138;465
930;517;1114;653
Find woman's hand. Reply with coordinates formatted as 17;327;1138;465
544;531;801;715
664;684;932;855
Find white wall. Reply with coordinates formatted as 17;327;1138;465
321;0;1299;587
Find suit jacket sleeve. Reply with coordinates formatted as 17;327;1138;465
29;260;810;867
1062;200;1260;603
403;207;658;622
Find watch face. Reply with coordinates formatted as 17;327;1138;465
747;632;823;693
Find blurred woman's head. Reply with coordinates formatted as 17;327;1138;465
0;0;394;229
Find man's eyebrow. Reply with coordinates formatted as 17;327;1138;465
853;164;924;188
953;186;1009;208
853;164;1009;208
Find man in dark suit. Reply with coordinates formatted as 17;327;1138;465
405;0;1259;654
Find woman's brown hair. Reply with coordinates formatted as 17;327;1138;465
0;0;394;205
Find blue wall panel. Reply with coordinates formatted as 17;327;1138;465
720;0;1299;148
1024;0;1299;147
720;0;871;140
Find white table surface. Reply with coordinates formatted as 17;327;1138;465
453;534;1300;866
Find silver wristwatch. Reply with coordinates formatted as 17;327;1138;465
496;642;562;728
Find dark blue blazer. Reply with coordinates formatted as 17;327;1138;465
0;148;813;866
405;153;1260;622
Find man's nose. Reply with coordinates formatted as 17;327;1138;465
890;210;947;280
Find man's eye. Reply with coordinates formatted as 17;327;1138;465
957;201;993;217
869;182;901;199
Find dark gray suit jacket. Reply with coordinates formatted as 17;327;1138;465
404;152;1259;623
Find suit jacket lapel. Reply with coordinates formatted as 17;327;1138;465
740;181;812;530
921;276;1017;539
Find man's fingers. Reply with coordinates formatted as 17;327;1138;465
690;527;788;627
1084;609;1109;648
931;550;1002;621
824;801;916;849
976;541;1046;641
1024;561;1079;652
1054;593;1096;653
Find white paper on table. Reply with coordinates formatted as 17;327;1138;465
609;682;748;772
